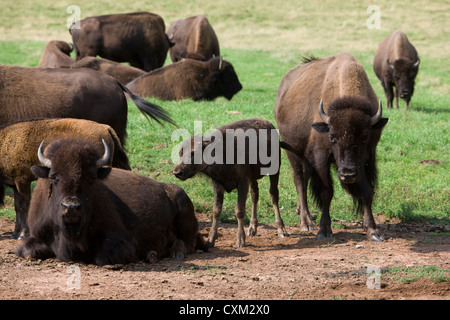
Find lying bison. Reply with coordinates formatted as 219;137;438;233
38;40;74;68
373;30;420;109
0;118;130;239
0;64;174;146
38;40;146;83
70;12;172;71
16;139;205;265
126;57;242;101
173;118;287;248
274;53;388;241
167;15;220;62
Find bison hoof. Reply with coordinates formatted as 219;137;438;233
317;232;333;239
247;226;257;236
301;225;314;232
370;234;385;242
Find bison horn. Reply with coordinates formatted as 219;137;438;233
370;100;383;126
387;58;394;70
218;56;223;70
96;139;111;168
318;99;330;124
38;141;52;168
413;57;420;68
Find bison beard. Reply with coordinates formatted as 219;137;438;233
16;139;204;265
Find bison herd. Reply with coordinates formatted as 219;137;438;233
0;11;421;265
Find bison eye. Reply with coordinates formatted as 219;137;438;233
329;134;337;144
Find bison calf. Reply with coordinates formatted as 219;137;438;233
173;118;287;248
126;56;242;101
16;139;205;265
0;118;130;239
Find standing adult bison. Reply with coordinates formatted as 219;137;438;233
16;139;205;265
373;30;420;109
126;57;242;101
70;12;172;72
0;118;130;239
0;64;174;146
167;15;220;62
274;53;388;241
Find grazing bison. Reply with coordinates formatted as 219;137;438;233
373;30;420;109
16;139;205;265
274;53;388;241
0;64;174;146
167;15;220;62
0;118;130;239
38;40;74;68
70;12;172;72
173;118;287;248
126;57;242;101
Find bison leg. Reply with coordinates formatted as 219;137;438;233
206;182;225;248
394;86;400;108
235;180;249;248
269;173;288;237
12;183;31;240
247;180;259;236
288;154;314;231
382;81;394;109
16;236;54;260
170;239;187;261
310;165;334;239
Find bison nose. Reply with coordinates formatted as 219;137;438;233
400;89;410;98
61;197;82;223
172;169;185;180
338;167;358;184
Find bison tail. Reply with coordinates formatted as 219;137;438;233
279;141;297;153
117;82;177;127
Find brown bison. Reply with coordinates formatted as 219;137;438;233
0;64;174;146
173;118;287;248
274;53;388;241
373;30;420;109
126;57;242;101
0;118;130;239
38;40;145;83
167;15;220;62
38;40;74;68
16;139;205;265
70;12;173;71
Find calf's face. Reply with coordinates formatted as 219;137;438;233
31;139;112;235
173;137;208;181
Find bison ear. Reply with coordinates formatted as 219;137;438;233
31;165;50;179
97;167;112;180
372;117;389;130
311;122;329;133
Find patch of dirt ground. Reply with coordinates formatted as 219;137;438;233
0;214;448;301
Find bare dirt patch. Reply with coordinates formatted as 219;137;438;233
0;214;448;301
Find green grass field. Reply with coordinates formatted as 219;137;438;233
0;0;448;228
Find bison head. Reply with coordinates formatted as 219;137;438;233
172;136;209;181
312;97;388;184
31;139;112;237
387;57;419;101
208;56;242;100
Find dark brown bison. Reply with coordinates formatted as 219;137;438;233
16;139;205;265
70;12;173;72
274;53;388;241
173;118;287;248
373;30;420;109
167;15;220;62
126;57;242;101
38;40;74;68
0;64;174;146
0;118;130;239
